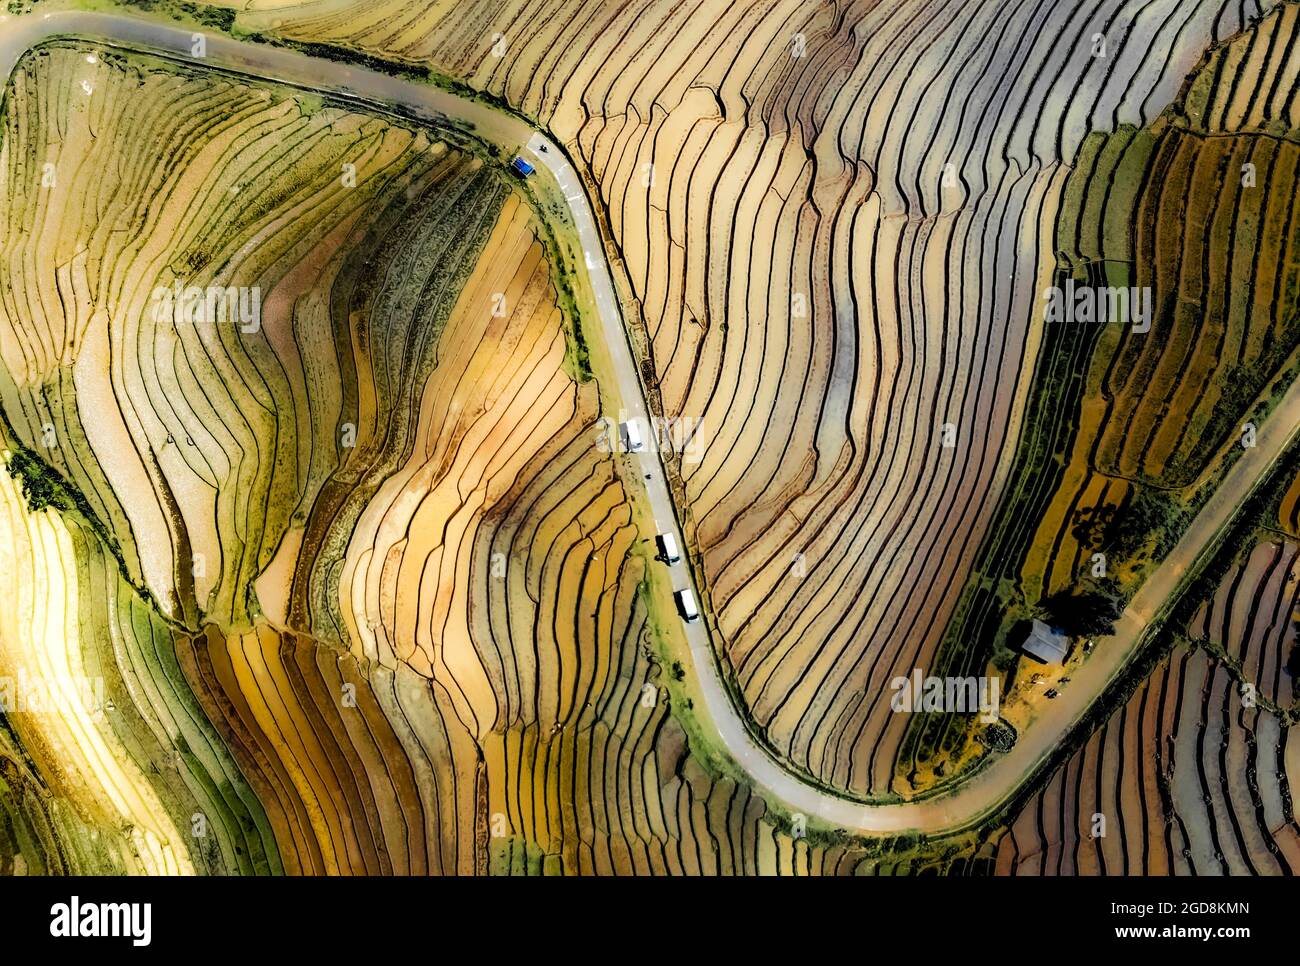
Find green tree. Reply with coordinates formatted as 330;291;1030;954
1039;586;1123;637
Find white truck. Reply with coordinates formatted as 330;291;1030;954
655;532;681;564
619;419;645;453
674;588;700;623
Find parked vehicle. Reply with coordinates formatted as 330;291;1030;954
655;532;681;564
674;589;700;623
620;419;645;453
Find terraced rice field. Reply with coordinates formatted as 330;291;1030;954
993;509;1300;876
898;0;1300;793
183;0;1286;805
994;642;1300;875
0;32;901;876
4;0;1300;880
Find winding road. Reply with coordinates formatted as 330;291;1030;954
3;7;1298;837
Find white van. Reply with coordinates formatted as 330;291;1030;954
619;419;645;453
655;532;681;564
674;589;700;623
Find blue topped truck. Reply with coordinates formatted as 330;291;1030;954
510;156;536;177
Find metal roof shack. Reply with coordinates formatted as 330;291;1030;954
1018;619;1070;664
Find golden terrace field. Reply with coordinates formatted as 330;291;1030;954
181;0;1283;801
0;39;895;874
4;0;1300;877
